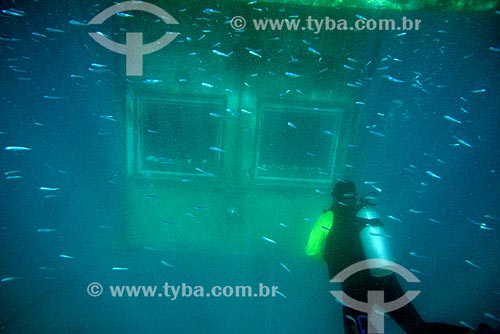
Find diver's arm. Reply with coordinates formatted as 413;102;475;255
305;211;333;258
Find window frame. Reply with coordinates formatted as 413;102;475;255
252;103;344;185
129;94;226;179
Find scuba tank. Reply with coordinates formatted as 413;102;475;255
356;205;394;277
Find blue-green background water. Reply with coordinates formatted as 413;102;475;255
1;1;499;333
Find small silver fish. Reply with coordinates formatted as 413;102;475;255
355;14;367;21
471;88;486;93
0;170;17;175
31;32;47;38
484;313;500;323
209;146;225;153
142;79;162;84
59;254;75;259
203;8;221;14
459;322;475;330
39;266;55;271
212;49;233;57
387;215;402;223
425;171;442;179
456;138;472;148
195;168;214;176
409;251;427;259
112;267;129;271
383;75;405;83
369;130;386;138
479;224;494;231
161;260;175;268
467;217;480;226
4;146;31;151
91;63;107;68
307;47;321;56
248;50;262;58
2;9;25;17
287;122;297;129
443;115;462;124
39;187;59;191
284;72;301;78
279;262;291;273
275;290;287;299
465;259;481;269
261;236;277;244
100;115;117;122
68;20;87;26
46;27;65;33
88;67;110;73
409;268;424;275
116;12;134;18
36;228;56;233
1;277;22;283
43;95;64;100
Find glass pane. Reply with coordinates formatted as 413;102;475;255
139;100;222;175
256;107;341;181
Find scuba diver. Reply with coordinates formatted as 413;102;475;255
305;180;499;334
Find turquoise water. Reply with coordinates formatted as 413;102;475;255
1;1;499;333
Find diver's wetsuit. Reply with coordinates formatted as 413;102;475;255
324;203;470;334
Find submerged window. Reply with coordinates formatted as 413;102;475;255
135;98;224;176
254;105;343;183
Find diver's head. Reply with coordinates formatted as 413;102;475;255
332;180;357;207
